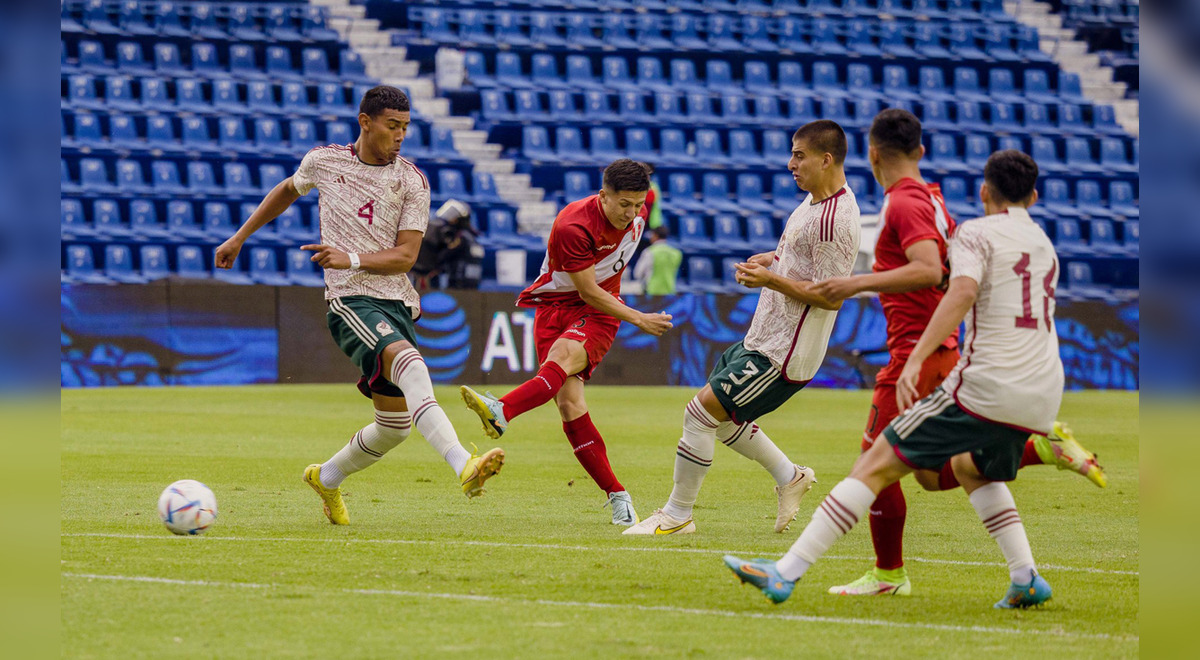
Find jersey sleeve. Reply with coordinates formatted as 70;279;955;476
396;165;430;234
948;222;990;284
549;221;595;273
811;203;861;282
886;194;942;251
291;149;321;196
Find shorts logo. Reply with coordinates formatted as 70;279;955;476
721;383;732;395
573;319;587;328
566;328;586;338
375;321;395;336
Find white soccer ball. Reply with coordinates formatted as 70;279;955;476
157;480;218;535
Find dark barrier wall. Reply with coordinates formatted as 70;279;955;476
61;284;1139;390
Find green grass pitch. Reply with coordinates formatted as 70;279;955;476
61;386;1138;658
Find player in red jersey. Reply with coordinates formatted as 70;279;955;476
813;109;1106;596
461;159;674;525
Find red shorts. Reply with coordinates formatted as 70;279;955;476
533;304;620;381
863;345;961;446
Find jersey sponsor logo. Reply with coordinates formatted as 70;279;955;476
375;321;395;336
597;243;618;250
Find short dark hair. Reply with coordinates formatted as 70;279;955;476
651;225;669;240
602;158;651;193
359;85;410;117
869;108;923;156
792;120;847;165
984;150;1040;205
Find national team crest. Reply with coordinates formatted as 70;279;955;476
376;321;395;336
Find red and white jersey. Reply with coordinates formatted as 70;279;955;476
940;206;1064;435
292;144;430;313
744;185;861;383
874;178;958;366
517;195;646;308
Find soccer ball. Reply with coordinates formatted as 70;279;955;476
157;480;218;535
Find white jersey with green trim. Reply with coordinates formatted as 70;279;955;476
291;144;430;313
940;206;1064;435
743;185;861;383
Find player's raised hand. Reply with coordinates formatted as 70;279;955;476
301;244;351;270
812;277;859;304
637;312;674;336
734;262;773;288
214;238;243;269
895;360;923;412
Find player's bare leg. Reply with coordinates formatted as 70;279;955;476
304;392;411;525
381;341;503;498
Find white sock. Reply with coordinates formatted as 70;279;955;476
777;478;876;581
969;482;1037;583
320;410;412;488
662;397;720;521
718;421;796;486
390;348;471;475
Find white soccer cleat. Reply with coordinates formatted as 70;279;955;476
621;509;696;536
774;465;817;533
606;491;638;526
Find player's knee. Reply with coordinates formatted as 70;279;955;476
949;453;984;487
554;389;587;420
913;469;941;491
381;340;415;372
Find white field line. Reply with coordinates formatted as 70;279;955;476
62;532;1138;577
61;571;1138;643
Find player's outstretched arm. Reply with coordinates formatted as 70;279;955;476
302;229;422;275
566;267;673;336
215;177;302;268
896;276;978;410
813;239;944;303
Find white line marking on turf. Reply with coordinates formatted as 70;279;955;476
61;532;1139;577
60;572;1137;643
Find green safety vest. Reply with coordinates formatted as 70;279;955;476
644;241;682;296
648;180;664;229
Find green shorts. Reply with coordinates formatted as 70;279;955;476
708;342;808;425
883;388;1029;481
326;296;419;399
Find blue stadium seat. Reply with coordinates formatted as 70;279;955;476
93;198;133;238
463;51;490;87
554;126;584;162
139;76;173;112
153;42;185;75
202;202;235;241
668;174;704;213
115;41;149;71
104;75;139;112
1023;69;1057;104
286;248;325;286
590;127;621;162
947;23;987;61
911;23;950;60
579;90;609;121
1075;180;1113;220
189;3;225;40
742;15;775;51
288;119;317;151
565;55;601;90
917;67;952;101
702;173;739;213
706;60;734;91
928;134;966;173
548;90;582;121
419;7;454;43
479;89;512;121
846;20;881;57
529;12;566;48
438;169;470;201
66;74;101;110
218;117;249;152
72;112;103;147
495;11;531;48
223;163;257;196
130;199;168;240
479;209;524;249
1100;138;1135;174
634;14;672;49
76;40;107;72
302;6;338;42
746;216;777;251
65;245;110;284
939;177;973;219
694;129;724;160
266;5;303;42
105;244;146;283
63;159;78;194
78;157;114;193
952;67;988;103
728;130;760;166
1122;220;1139;255
684;93;713;123
777;61;807;95
213;79;247;113
253;118;287;155
165;200;205;240
626;127;656;162
247;81;278;113
677;216;710;252
497;52;529;89
707;14;741;50
720;94;751;125
1092;104;1124;136
734;176;770;214
658;129;689;166
523;126;554;162
139;245;170;281
990;102;1019;131
274;206;314;242
669;59;698;89
302;48;335;81
61;198;93;240
685;256;722;293
250;247;290;286
810;18;848;56
763;130;790;161
1088;218;1123;256
81;0;119;35
713;215;752;252
188;161;221;196
531;54;565;90
1042;179;1083;221
955;101;987;131
996;135;1023;153
1065;138;1102;174
1057;103;1087;134
1061;261;1107;300
671;14;705;50
602;14;637;49
176;78;212;114
744;61;773;95
879;65;917;102
921;99;954;132
115;159;151;195
563;171;592;201
514;90;548;120
845;64;878;101
980;24;1020;62
634;57;669;92
618;91;651;122
228;4;265;42
812;61;842;98
1109;181;1138;220
718;256;744;291
318;83;353;116
326;121;353;145
652;92;684;122
847;174;878;213
564;14;602;48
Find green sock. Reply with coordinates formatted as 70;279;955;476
874;566;908;583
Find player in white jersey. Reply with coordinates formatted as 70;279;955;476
626;120;861;536
214;86;503;526
726;150;1061;610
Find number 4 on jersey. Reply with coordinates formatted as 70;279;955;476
1012;252;1056;332
358;200;375;225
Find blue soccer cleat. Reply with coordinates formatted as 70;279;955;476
723;554;795;605
994;570;1053;609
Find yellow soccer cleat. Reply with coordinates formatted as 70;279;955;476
460;386;507;439
1033;421;1107;488
460;446;505;498
303;464;349;525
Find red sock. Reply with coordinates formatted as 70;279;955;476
869;481;906;571
937;462;961;490
563;413;623;494
1019;438;1045;467
499;362;568;420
